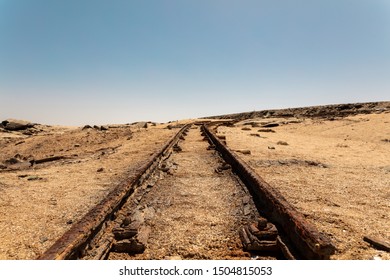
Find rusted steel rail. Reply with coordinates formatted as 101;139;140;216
202;124;336;259
37;125;191;260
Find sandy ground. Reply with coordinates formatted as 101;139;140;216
0;103;389;260
0;123;177;259
217;112;390;260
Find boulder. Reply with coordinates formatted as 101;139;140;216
2;119;35;131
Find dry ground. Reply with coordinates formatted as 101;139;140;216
217;112;390;260
0;104;389;260
0;123;177;259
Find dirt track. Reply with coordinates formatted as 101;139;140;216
109;126;258;260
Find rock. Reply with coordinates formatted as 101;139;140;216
27;176;41;181
250;133;261;137
100;126;108;131
241;127;251;131
277;141;288;146
0;164;7;169
236;149;251;155
39;236;49;244
159;167;170;172
215;163;231;173
243;204;252;216
7;162;31;170
82;125;92;130
137;225;151;245
97;167;104;172
165;255;182;260
258;129;275;133
111;239;145;254
2;119;35;131
173;144;182;152
122;217;131;226
5;157;22;165
268;146;275;150
131;210;145;224
262;123;279;128
143;207;156;221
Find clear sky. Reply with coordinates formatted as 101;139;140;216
1;0;389;125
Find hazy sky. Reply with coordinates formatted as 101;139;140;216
1;0;389;125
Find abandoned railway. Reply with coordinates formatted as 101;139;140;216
36;122;335;260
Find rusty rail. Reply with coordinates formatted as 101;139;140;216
202;124;336;259
37;125;190;260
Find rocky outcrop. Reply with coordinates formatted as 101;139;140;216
1;119;36;131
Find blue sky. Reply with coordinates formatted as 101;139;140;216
1;0;389;125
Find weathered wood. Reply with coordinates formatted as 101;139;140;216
249;224;260;235
113;226;138;240
239;228;251;247
244;226;278;251
203;124;336;259
247;240;278;251
277;237;296;260
363;236;390;252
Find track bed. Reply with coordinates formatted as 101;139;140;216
109;126;259;260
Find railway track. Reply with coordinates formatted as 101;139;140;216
37;123;335;260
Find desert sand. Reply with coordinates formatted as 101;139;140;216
0;102;389;260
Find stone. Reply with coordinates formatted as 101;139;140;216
236;150;251;155
262;123;279;128
2;119;35;131
258;129;276;133
111;239;145;254
27;176;41;181
165;255;182;260
250;133;261;137
82;125;92;130
5;157;22;165
137;226;151;245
